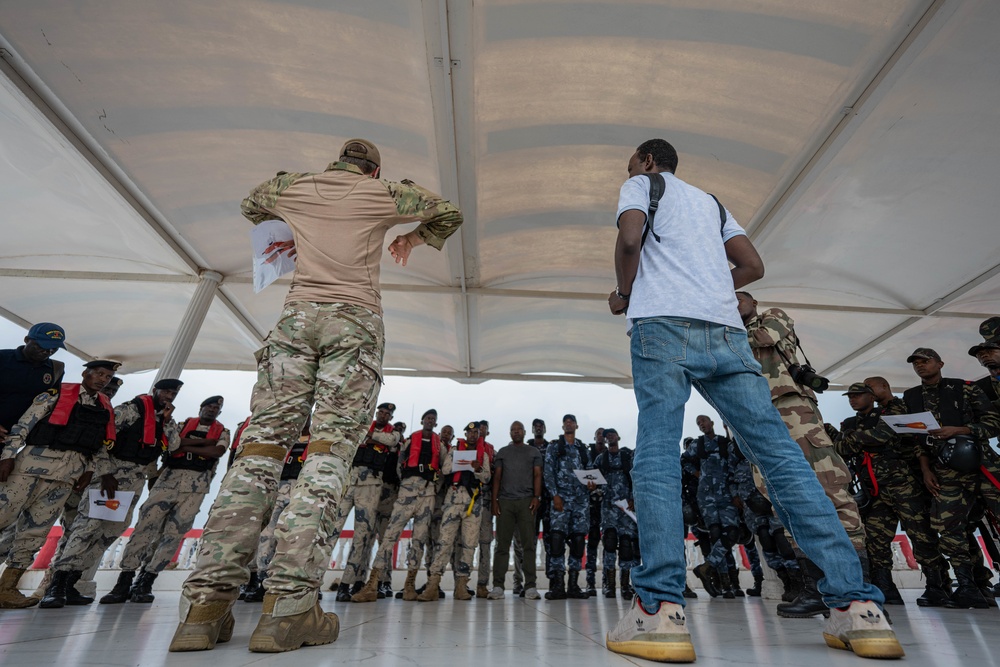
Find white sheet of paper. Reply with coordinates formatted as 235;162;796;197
451;450;478;472
87;489;134;522
574;469;606;486
251;221;296;293
880;411;941;434
613;499;637;523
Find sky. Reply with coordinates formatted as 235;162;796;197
1;318;867;531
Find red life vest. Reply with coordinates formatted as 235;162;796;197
452;438;486;484
477;436;495;464
231;416;251;452
405;431;441;470
136;395;161;446
48;383;116;444
171;418;225;460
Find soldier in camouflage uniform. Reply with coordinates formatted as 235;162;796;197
331;402;397;601
737;292;867;618
832;380;946;607
418;422;491;601
39;378;182;609
689;416;742;598
421;423;453;598
543;414;591;599
968;317;1000;600
591;429;637;599
584;427;606;596
0;360;118;608
102;396;229;605
368;421;406;598
172;139;462;653
353;409;447;603
474;420;496;597
906;347;1000;609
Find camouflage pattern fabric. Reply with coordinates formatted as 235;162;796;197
180;302;383;619
544;439;590;571
0;471;73;568
371;476;437;574
256;479;293;574
476;484;494;586
119;467;214;573
333;468;383;586
426;481;448;571
371;480;400;585
695;439;739;573
730;455;796;571
595;450;638;570
54;459;147;571
428;486;483;577
2;390;113;472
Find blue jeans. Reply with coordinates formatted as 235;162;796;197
628;317;883;609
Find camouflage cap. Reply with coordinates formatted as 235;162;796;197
968;317;1000;356
340;139;380;168
968;336;1000;357
906;347;942;363
842;382;874;396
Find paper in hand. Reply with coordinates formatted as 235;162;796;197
574;469;607;486
452;450;478;472
614;499;637;523
880;411;941;434
251;221;296;293
87;489;134;522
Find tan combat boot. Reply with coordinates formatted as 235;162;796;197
351;568;381;603
0;567;38;609
167;600;235;652
454;576;472;601
248;593;340;653
401;570;419;601
476;583;490;599
417;573;441;602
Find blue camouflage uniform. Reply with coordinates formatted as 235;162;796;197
694;435;739;574
594;448;638;571
729;447;797;573
543;436;590;572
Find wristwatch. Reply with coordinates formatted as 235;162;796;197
615;287;630;300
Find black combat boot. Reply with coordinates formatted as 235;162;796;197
683;583;698;599
620;569;635;599
567;570;588;599
377;581;393;599
64;571;94;606
916;565;950;607
100;570;135;605
129;571;157;603
746;572;764;597
718;571;736;599
776;558;829;618
693;563;721;598
946;565;990;609
586;570;597;597
545;575;567;600
603;569;616;598
775;567;795;602
973;564;997;608
244;572;266;603
335;582;352;602
871;567;904;605
39;570;70;609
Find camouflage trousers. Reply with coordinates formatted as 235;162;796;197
931;457;1000;568
476;486;494;585
120;467;213;573
255;479;293;574
741;506;797;571
371;482;399;584
601;500;638;570
330;467;382;587
550;495;589;572
426;486;447;570
0;474;73;569
372;476;436;574
54;460;146;572
864;467;941;571
429;485;482;577
769;394;866;551
180;301;384;618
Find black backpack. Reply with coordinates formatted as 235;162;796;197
639;173;727;248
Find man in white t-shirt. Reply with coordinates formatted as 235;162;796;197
603;139;902;663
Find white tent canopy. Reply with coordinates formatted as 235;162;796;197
1;0;997;389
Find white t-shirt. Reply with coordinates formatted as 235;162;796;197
616;172;747;330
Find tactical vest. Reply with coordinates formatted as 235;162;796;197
450;438;486;491
975;376;1000;410
281;439;309;480
111;396;166;465
597;448;633;489
695;435;731;461
382;450;401;487
401;431;440;481
555;436;589;465
26;392;111;456
352;422;394;472
165;418;224;472
903;379;966;428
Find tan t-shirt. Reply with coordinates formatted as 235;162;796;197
241;162;463;314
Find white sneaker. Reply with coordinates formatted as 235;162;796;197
606;596;695;663
823;600;904;659
486;586;505;600
523;587;541;600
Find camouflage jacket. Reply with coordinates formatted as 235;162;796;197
2;389;114;480
744;308;815;402
835;398;920;478
543;436;589;500
114;399;181;476
906;379;1000;456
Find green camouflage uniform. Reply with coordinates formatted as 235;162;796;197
0;390;112;569
54;399;181;572
909;380;1000;569
180;163;461;620
745;309;865;550
428;445;491;577
834;397;942;571
119;422;230;573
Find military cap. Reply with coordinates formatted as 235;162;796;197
464;421;479;432
531;418;545;426
968;317;1000;356
842;382;874;396
84;359;121;371
906;348;941;363
27;322;66;350
340;139;381;168
153;378;184;391
377;402;397;413
562;413;577;422
106;377;123;388
200;395;224;408
421;408;437;419
603;427;619;436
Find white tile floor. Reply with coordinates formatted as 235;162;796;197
0;589;996;666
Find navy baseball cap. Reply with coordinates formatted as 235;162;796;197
27;322;66;350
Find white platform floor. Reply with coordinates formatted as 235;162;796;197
0;589;997;666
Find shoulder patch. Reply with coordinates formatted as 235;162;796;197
41;388;58;400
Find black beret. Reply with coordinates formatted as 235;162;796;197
154;378;184;391
200;395;224;408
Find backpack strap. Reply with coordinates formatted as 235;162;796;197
707;193;727;235
639;173;665;248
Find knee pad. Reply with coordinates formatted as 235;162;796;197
746;491;773;516
549;531;567;555
682;503;697;527
569;533;586;559
723;525;742;549
602;528;619;552
708;523;723;545
619;536;635;562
